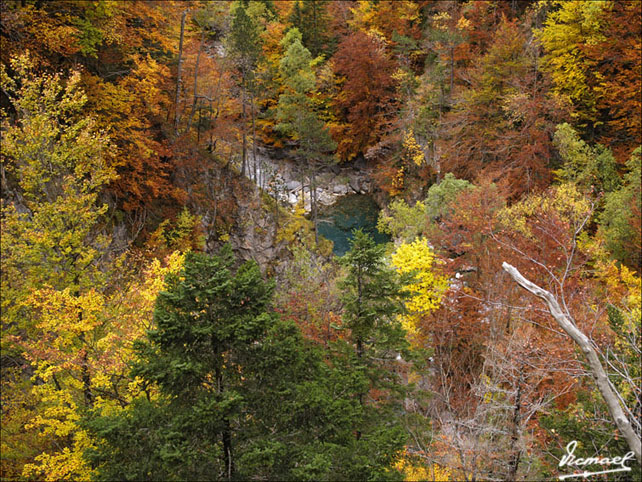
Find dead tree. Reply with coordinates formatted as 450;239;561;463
502;262;641;464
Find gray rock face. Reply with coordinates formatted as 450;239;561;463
333;184;349;195
242;144;375;214
286;180;301;191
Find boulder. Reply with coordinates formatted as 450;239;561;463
286;180;301;191
288;192;299;206
333;184;349;195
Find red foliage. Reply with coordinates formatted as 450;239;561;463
585;1;642;161
331;31;397;161
439;18;566;199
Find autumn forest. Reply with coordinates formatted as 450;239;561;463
1;1;641;480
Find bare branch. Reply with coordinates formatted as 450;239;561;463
502;261;641;463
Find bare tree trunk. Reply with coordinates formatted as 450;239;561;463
77;328;94;408
209;93;214;151
241;78;247;177
197;106;202;143
312;0;318;56
311;164;318;245
507;368;524;481
213;341;234;481
187;30;206;132
502;262;642;463
251;91;257;184
450;45;454;96
174;10;187;135
81;349;94;408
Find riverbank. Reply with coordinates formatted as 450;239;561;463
247;145;376;213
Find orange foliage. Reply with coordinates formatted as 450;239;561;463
586;1;642;160
440;17;566;199
331;30;397;161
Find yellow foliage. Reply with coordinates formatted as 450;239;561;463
277;198;311;242
349;0;419;41
349;0;380;35
403;128;425;167
391;238;448;344
497;183;592;238
275;198;332;255
20;251;185;481
597;259;641;338
391;166;406;197
536;0;610;124
22;383;94;481
431;12;452;31
395;453;452;481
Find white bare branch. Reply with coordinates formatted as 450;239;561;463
502;261;641;463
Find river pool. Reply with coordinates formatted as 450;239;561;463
317;194;391;256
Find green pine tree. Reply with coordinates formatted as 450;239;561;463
228;1;263;177
332;230;412;479
83;247;408;480
276;28;336;244
288;0;333;58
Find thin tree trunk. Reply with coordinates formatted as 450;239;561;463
450;45;454;96
174;10;187;135
311;164;318;245
213;336;234;481
197;106;202;143
312;0;318;56
81;349;94;408
209;95;214;151
502;262;642;463
187;30;206;132
507;368;524;481
355;265;364;441
241;77;247;177
251;91;257;185
222;420;234;480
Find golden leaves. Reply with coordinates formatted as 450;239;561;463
391;238;448;344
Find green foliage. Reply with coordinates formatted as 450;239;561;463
553;123;620;194
3;2;640;478
599;147;642;270
276;27;336;163
378;174;474;242
275;199;332;255
477;17;528;101
288;0;333;58
424;173;474;222
340;230;410;359
146;207;205;258
71;0;116;58
333;230;410;479
228;1;263;80
85;247;406;480
540;388;641;482
377;198;426;241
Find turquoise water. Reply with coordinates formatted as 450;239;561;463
317;194;391;256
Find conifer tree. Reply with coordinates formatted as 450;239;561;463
332;230;410;478
288;0;332;58
85;247;408;480
276;28;336;244
228;1;262;177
